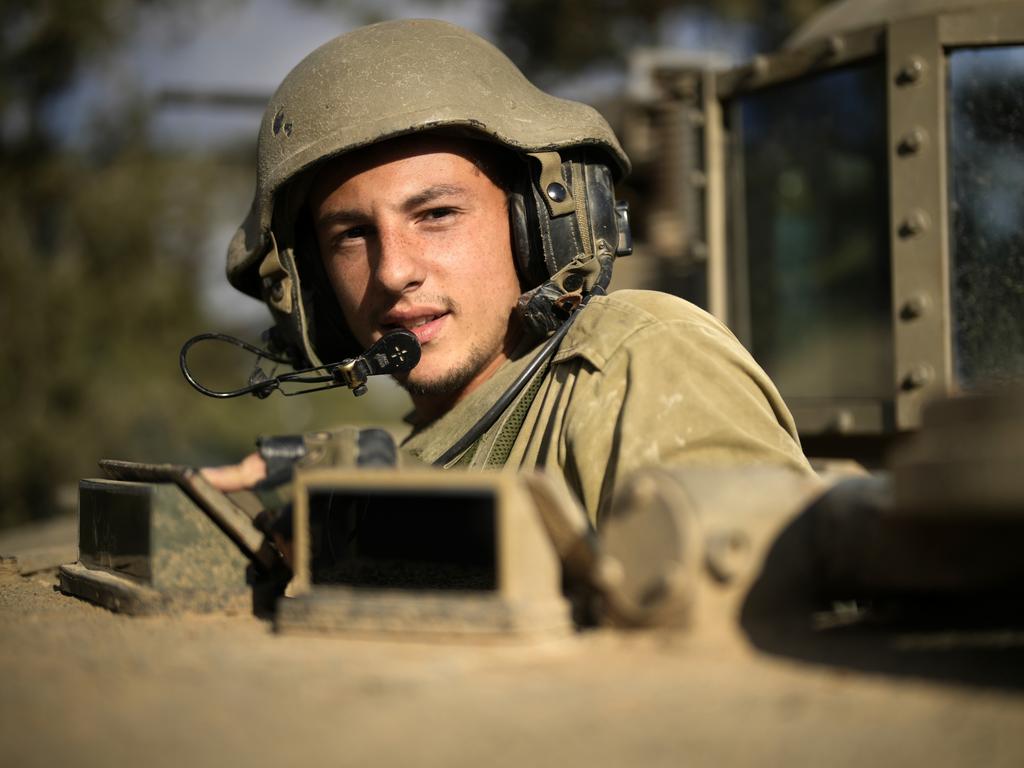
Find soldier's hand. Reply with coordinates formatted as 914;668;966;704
201;452;267;492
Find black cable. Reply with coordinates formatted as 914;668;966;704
180;332;288;398
180;328;420;399
433;291;598;467
179;333;340;398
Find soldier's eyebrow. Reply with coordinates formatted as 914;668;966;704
400;184;469;212
316;209;365;228
315;184;471;229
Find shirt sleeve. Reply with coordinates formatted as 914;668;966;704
561;314;813;526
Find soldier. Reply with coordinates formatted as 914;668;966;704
203;19;811;526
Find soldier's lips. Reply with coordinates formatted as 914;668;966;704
380;312;448;345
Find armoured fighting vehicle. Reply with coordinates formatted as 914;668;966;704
2;1;1024;765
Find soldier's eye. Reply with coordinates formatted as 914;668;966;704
331;225;375;248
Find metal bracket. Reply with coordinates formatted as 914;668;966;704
887;16;953;429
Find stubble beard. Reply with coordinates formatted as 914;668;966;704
401;340;491;398
387;294;521;402
401;302;519;400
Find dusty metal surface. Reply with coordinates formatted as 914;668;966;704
4;1;1023;764
58;479;251;615
886;13;951;428
2;563;1024;767
787;0;1020;49
622;0;1024;446
5;494;1024;768
279;469;573;638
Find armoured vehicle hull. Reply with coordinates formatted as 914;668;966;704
4;0;1024;764
3;550;1024;767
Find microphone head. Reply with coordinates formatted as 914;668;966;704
363;329;421;376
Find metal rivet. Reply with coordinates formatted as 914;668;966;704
817;35;845;59
898;209;931;238
630;475;660;507
902;364;934;390
546;182;567;203
593;556;625;590
270;281;285;301
705;530;750;584
897;57;926;85
669;74;698;100
833;409;855;434
656;559;690;599
900;293;930;320
897;128;927;156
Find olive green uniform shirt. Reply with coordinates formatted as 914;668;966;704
402;290;812;527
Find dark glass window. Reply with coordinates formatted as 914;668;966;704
730;60;892;400
308;489;497;591
949;46;1024;388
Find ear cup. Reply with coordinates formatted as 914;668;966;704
508;191;546;289
581;161;620;249
541;159;587;273
515;150;627;285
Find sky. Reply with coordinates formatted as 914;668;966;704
55;0;755;325
58;0;496;150
62;0;754;150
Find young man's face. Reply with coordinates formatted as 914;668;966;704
309;135;523;418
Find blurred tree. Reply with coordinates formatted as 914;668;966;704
0;0;216;528
491;0;833;84
302;0;833;84
0;0;392;529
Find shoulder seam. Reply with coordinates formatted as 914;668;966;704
553;293;729;369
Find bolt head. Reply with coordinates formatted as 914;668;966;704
900;293;930;320
834;409;855;434
897;128;927;156
902;364;934;390
899;209;931;238
897;57;926;85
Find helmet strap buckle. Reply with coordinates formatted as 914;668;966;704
527;151;576;218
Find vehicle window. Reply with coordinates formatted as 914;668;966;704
949;46;1024;388
730;60;892;400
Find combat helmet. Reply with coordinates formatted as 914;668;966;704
227;19;633;368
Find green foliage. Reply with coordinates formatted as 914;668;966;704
490;0;833;83
0;0;398;529
300;0;833;84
